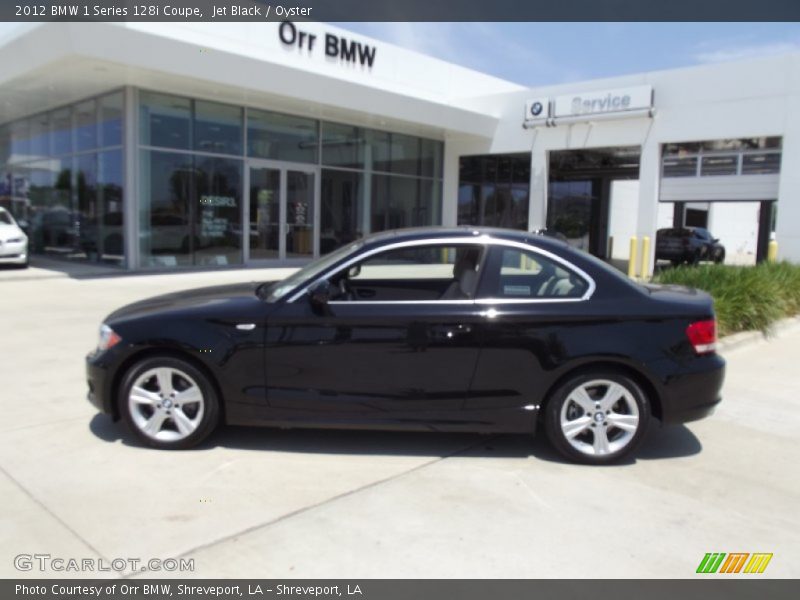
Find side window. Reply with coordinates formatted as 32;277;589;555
479;246;588;300
330;244;484;302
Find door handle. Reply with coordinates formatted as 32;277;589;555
355;289;376;298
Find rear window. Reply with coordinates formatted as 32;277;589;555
658;228;692;238
479;246;589;300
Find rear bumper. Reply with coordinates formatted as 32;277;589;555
659;354;725;424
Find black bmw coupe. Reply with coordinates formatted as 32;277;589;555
86;227;725;464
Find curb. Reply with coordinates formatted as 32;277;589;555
717;315;800;353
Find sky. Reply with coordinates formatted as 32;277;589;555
338;22;800;86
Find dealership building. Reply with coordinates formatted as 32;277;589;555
1;21;798;272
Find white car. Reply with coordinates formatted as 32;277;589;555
0;207;29;267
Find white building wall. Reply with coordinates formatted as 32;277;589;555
447;52;800;269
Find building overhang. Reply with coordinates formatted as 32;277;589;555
0;22;502;140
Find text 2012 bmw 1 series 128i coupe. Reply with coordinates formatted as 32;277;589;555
86;227;725;464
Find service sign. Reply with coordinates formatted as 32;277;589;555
553;85;653;118
524;97;550;122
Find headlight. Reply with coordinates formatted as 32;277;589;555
97;324;122;351
6;237;24;243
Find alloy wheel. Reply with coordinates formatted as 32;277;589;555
128;367;205;442
559;379;640;457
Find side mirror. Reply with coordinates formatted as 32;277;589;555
308;280;332;313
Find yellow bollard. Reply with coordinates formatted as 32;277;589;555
640;236;650;280
628;236;638;279
768;239;779;263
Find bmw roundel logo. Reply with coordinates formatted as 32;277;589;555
530;101;544;117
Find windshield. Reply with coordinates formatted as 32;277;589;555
0;210;13;225
264;241;363;302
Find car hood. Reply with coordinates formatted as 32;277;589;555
106;281;267;323
0;223;24;239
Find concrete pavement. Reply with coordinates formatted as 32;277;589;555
1;262;798;578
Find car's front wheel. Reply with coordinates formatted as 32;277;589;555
119;356;220;449
544;371;650;464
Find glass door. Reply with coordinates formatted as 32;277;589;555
248;166;281;261
247;162;317;262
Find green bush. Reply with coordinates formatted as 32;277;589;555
652;262;800;336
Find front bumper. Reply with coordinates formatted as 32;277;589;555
86;349;116;417
660;354;726;424
0;240;28;264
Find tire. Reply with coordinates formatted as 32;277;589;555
714;248;725;264
119;356;220;449
544;370;650;465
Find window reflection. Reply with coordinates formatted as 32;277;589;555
139;92;191;150
321;169;363;254
194;101;242;156
458;154;530;229
74;100;97;153
248;109;318;163
195;156;242;266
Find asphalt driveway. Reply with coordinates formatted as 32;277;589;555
1;263;798;578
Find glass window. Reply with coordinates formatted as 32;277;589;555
0;124;10;164
195;156;242;266
24;158;73;256
420;139;443;179
662;142;702;156
480;246;588;300
10;119;30;161
390;133;420;176
247;109;318;162
334;243;484;302
365;129;391;173
458;153;530;229
50;108;72;155
321;122;363;169
662;156;698;177
700;155;738;176
741;153;781;175
140;92;192;150
75;153;98;260
139;150;195;267
321;169;364;254
74;100;97;152
371;174;438;233
29;113;50;157
99;93;123;147
194;100;242;156
98;149;124;264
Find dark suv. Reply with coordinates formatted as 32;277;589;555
656;227;725;265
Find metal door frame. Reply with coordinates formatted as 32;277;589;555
244;159;320;265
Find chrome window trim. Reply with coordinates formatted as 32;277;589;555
286;235;597;304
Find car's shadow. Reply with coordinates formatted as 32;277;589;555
89;414;701;465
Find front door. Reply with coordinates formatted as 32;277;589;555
246;162;318;262
263;242;488;427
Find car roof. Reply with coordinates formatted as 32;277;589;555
360;226;569;252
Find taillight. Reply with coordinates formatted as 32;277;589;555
686;319;717;355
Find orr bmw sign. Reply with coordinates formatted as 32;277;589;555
279;21;377;68
525;85;653;127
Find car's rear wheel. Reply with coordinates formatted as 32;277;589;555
714;248;725;264
119;356;220;449
544;371;650;464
